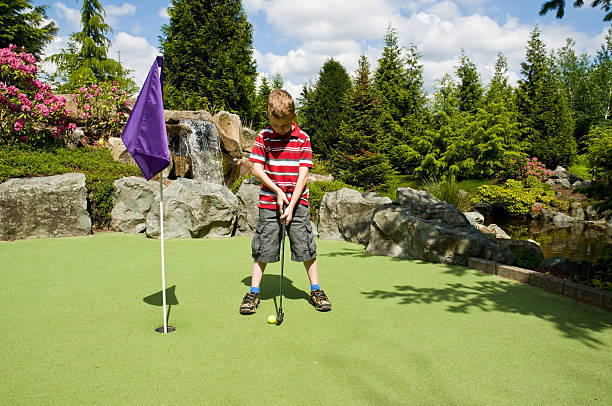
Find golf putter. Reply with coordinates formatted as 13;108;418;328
276;205;286;325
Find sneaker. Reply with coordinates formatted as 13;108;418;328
310;289;331;311
239;292;260;315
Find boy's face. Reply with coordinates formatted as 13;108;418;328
269;113;296;136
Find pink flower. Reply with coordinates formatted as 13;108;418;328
124;100;130;106
83;103;91;111
13;118;25;131
85;93;92;99
34;92;44;101
79;87;86;93
67;122;76;131
6;85;18;95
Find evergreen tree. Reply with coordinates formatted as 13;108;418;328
553;38;592;150
517;27;576;167
302;58;351;158
252;75;271;130
540;0;612;22
0;0;58;59
271;72;284;90
588;27;612;125
418;74;467;178
47;0;134;92
160;0;257;119
374;26;428;174
456;50;483;113
332;55;393;189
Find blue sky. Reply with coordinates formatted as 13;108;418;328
34;1;612;100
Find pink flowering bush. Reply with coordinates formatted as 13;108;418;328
516;157;553;183
0;45;75;145
74;81;131;143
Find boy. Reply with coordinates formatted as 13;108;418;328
239;90;331;314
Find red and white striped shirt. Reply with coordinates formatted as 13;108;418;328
249;122;313;209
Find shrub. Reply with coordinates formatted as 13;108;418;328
0;145;141;228
73;81;131;143
422;176;471;212
0;45;75;146
473;177;560;216
308;179;358;220
515;157;552;183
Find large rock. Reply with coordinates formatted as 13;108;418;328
164;110;213;124
495;239;544;269
111;177;159;233
107;137;137;166
235;176;262;236
145;178;237;239
241;128;257;153
366;188;514;265
317;188;391;244
212;111;242;159
0;173;91;240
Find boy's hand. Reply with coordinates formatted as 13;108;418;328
280;203;294;225
276;190;289;214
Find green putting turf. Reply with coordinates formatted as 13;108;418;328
1;233;611;405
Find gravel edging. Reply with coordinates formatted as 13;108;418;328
468;258;612;312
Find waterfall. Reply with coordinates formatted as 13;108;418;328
179;119;224;184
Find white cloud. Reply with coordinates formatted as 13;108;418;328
38;34;70;78
106;3;137;16
110;32;159;89
158;7;170;19
53;2;81;31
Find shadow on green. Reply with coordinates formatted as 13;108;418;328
143;285;179;325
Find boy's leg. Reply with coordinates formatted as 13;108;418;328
303;258;318;286
305;258;331;311
239;260;267;315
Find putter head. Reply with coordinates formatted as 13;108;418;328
276;310;284;325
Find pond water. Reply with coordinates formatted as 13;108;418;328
485;217;612;263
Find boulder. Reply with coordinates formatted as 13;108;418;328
317;188;391;244
464;211;484;226
241;127;257;152
145;178;237;239
570;202;585;221
165;110;213;124
552;212;574;227
107;137;137;166
552;165;569;179
366;188;514;266
572;180;590;189
235;176;262;236
394;187;471;228
213;111;242;159
0;173;91;240
495;239;544;269
475;223;511;239
111;177;159;233
222;155;251;188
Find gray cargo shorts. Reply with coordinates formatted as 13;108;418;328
251;204;317;263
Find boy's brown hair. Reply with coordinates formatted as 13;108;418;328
267;90;295;119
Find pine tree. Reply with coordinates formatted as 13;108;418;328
252;75;271;130
517;27;576;167
456;50;483;113
302;58;351;158
332;55;393;189
589;27;612;125
160;0;257;119
0;0;58;59
47;0;134;92
553;38;592;150
374;26;428;174
271;73;284;90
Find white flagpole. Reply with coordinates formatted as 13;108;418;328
160;175;167;333
158;59;168;334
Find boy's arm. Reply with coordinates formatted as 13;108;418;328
281;166;309;224
251;162;289;211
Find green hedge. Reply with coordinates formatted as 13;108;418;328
0;145;142;229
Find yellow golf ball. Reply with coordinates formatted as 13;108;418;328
267;315;276;324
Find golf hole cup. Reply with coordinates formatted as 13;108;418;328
267;315;276;324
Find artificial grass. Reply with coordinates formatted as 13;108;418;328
1;233;611;405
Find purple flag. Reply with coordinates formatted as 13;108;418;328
121;57;169;180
